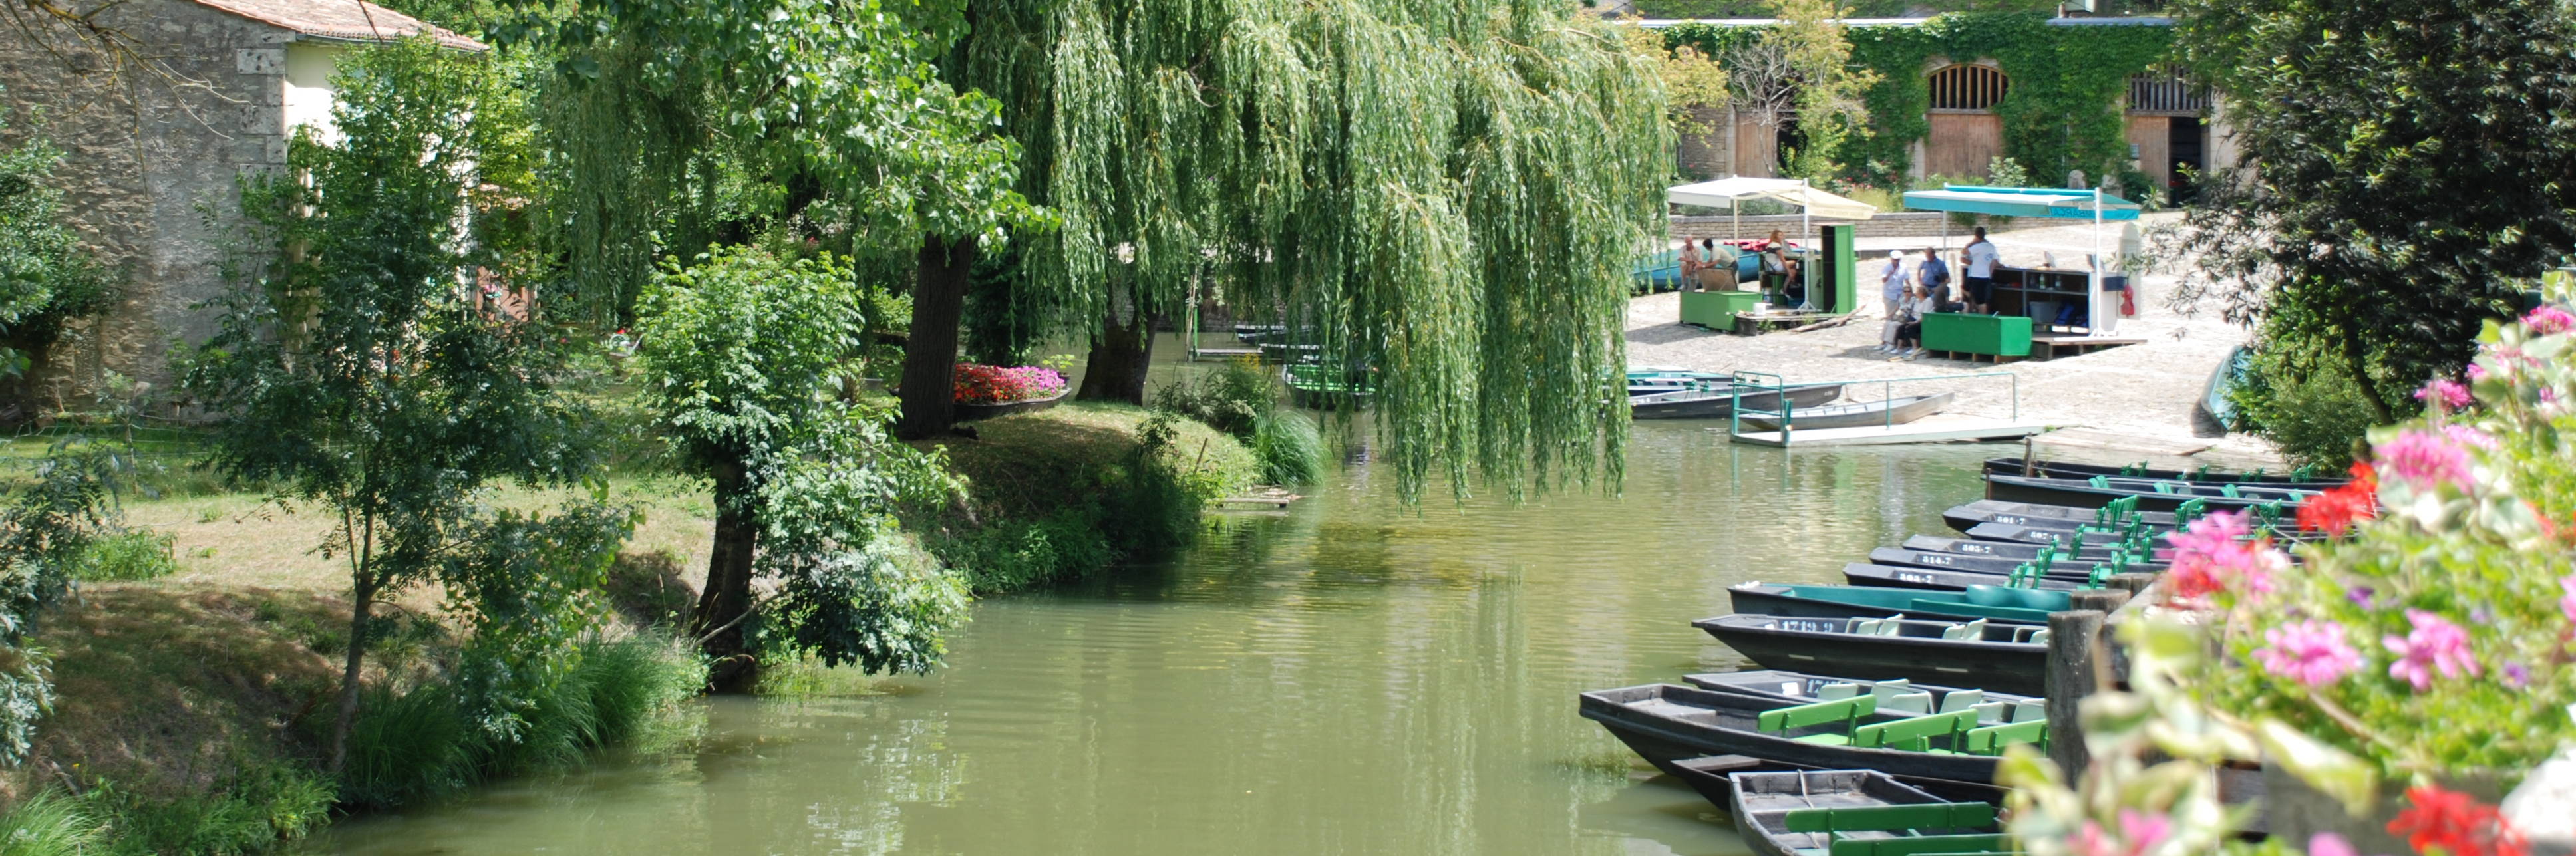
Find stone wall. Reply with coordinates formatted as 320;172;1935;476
0;0;291;416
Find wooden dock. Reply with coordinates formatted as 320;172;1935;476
1728;414;2056;448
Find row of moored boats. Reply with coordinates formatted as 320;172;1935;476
1577;456;2344;856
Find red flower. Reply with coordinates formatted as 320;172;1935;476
951;363;1066;404
2298;462;2380;537
2388;786;2527;856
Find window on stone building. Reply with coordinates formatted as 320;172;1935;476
1927;64;2009;112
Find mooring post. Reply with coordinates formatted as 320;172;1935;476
2046;595;2119;780
2108;573;2158;597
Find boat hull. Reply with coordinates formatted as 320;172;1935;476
1982;456;2342;487
1576;684;2005;785
1842;562;2087;593
1985;474;2304;512
1695;618;2048;696
1730;581;2054;623
1736;392;1955;432
1630;383;1844;420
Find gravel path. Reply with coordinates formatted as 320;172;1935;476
1631;213;2286;467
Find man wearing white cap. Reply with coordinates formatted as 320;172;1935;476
1876;249;1908;353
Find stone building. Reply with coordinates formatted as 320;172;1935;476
0;0;479;415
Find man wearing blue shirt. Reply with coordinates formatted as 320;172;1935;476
1916;247;1951;306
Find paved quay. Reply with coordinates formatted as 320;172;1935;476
1631;214;2288;468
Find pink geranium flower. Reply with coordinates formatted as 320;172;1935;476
2559;575;2575;625
2162;511;2286;603
2383;609;2480;691
2526;305;2575;335
2372;430;2473;492
2414;378;2471;411
2255;619;2365;687
2073;811;2174;856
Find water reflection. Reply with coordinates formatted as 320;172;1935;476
315;422;1993;855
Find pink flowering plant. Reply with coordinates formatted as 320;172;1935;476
2187;305;2576;785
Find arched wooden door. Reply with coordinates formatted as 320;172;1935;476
1923;64;2008;179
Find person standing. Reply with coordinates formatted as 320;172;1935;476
1877;250;1907;353
1963;226;2001;313
1678;237;1704;290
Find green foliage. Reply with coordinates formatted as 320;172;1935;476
502;0;1033;321
66;531;174;583
635;245;967;676
1251;411;1325;486
964;0;1663;502
935;511;1113;593
2226;333;2380;468
0;110;116;379
1667;13;2172;186
184;37;632;768
0;790;106;856
1151;362;1277;441
82;761;335;855
339;636;703;810
2162;0;2576;415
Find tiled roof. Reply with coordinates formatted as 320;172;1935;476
186;0;487;51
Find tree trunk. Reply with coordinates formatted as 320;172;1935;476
2338;327;2397;422
897;235;977;440
1076;307;1154;405
327;576;375;774
694;458;760;692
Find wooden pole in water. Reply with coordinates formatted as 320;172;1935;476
2046;586;2131;780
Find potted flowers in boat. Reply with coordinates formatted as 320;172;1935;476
952;363;1070;420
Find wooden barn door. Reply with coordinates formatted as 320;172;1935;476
1925;112;2003;179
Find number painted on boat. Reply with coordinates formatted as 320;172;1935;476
1772;619;1840;633
1914;554;1954;566
1959;544;1995;554
1995;515;2026;525
1897;573;1935;584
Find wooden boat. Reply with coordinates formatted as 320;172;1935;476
1867;545;2162;579
1576;683;2036;785
1736;392;1955;432
1941;499;2179;535
1680;670;2044;717
1961;521;2159;549
1693;614;2050;696
1631;383;1845;420
1985;472;2313;512
1901;534;2136;563
1730;770;2007;856
1982;456;2342;487
1667;756;2010;813
1729;581;2062;624
1841;563;2091;593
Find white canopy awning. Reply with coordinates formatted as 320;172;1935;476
1667;178;1879;221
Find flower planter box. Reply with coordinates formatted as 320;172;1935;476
954;388;1069;422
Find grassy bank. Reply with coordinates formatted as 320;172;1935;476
919;402;1259;593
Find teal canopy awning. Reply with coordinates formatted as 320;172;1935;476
1901;185;2141;221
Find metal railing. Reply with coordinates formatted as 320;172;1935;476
1726;370;2022;443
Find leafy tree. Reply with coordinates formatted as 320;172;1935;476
633;246;967;691
1614;17;1732;138
1769;0;1879;180
184;39;631;772
929;0;1671;501
0;108;116;400
2162;0;2576;420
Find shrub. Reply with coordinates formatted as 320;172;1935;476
1252;411;1324;485
337;636;704;811
67;531;176;583
2229;337;2384;468
1152;360;1275;440
939;511;1114;593
0;791;107;856
85;761;335;855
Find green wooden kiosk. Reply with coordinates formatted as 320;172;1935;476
1901;185;2141;359
1665;177;1877;333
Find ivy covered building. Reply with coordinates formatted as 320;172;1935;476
1655;13;2238;202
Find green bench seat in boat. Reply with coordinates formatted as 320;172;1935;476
1829;837;2012;856
1853;710;1979;752
1963;718;2049;755
1757;695;1878;746
1783;801;1997;834
1902;598;2052;623
1961;585;2071;614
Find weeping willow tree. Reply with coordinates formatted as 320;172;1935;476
923;0;1672;500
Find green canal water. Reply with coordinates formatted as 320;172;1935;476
314;423;1995;855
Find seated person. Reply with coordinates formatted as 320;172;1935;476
1697;239;1742;290
1891;283;1935;358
